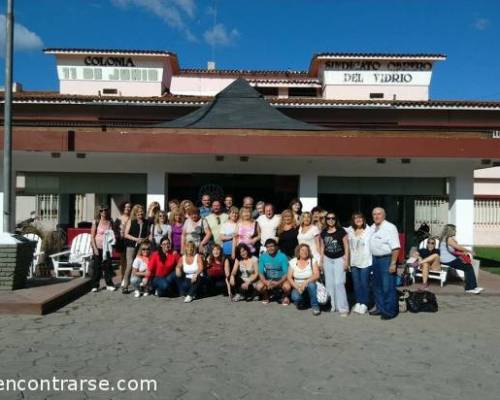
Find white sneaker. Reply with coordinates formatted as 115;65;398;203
143;292;149;297
154;289;159;297
233;293;244;302
133;290;141;298
91;287;98;293
358;304;368;314
475;287;484;293
352;303;360;314
184;295;193;303
465;288;481;294
106;286;116;292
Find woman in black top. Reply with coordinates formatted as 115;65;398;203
277;209;298;259
319;212;350;315
122;204;149;293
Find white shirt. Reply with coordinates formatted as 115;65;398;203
297;225;321;261
132;257;148;273
257;214;281;246
289;257;313;285
182;254;199;279
369;220;400;256
346;226;372;268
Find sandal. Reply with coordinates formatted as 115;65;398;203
281;297;290;306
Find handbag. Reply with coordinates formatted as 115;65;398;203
316;281;328;305
406;290;438;313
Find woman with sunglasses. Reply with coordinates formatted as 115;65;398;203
319;212;350;316
90;205;116;292
149;210;171;251
411;237;442;290
146;236;180;297
131;240;152;298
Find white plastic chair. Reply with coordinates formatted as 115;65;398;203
50;233;93;278
23;233;44;278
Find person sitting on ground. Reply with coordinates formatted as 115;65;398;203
288;244;321;315
410;237;441;290
176;241;205;303
205;244;230;296
131;240;152;298
439;224;483;294
146;236;180;297
256;239;291;305
230;243;259;302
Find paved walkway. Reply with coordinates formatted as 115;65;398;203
0;286;499;400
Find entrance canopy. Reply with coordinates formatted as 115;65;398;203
158;78;326;130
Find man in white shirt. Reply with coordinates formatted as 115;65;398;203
257;204;281;253
369;207;400;320
205;200;228;245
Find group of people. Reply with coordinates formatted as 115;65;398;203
89;194;483;320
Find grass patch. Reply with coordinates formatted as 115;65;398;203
474;247;500;274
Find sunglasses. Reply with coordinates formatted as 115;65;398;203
326;217;336;220
141;248;151;251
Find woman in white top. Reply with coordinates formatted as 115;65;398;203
220;206;239;260
297;212;321;264
346;212;372;314
287;244;321;316
149;210;171;250
176;241;204;303
229;243;259;301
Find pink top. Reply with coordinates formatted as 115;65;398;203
237;222;256;253
95;220;112;249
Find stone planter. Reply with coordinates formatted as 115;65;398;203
0;233;34;290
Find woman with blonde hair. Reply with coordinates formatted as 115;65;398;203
297;211;321;264
170;208;185;253
288;244;321;315
233;207;260;257
180;200;195;218
311;206;325;231
277;209;298;259
176;241;204;303
146;201;161;225
439;224;483;294
122;204;149;294
149;210;171;250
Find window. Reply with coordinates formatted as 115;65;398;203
370;92;384;99
102;88;118;95
288;87;318;97
255;87;278;96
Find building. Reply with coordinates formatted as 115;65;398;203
1;48;500;248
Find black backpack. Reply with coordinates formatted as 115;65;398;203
406;291;438;313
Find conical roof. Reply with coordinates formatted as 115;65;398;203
158;78;325;130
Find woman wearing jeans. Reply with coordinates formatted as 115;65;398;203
346;212;372;314
439;224;484;294
320;212;350;316
288;244;321;316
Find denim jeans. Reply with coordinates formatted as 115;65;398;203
443;259;478;290
323;255;349;313
372;255;398;318
179;275;205;298
152;271;178;297
291;282;319;309
91;249;113;289
130;275;144;291
351;266;371;306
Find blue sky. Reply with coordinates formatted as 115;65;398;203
1;0;499;100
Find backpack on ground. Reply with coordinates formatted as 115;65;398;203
406;290;438;313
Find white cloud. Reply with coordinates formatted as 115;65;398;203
473;17;490;31
111;0;197;41
0;15;44;57
203;23;239;47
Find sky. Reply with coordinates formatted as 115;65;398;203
0;0;499;100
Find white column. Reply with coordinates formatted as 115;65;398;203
448;171;474;247
299;173;318;212
0;192;4;232
147;172;166;210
